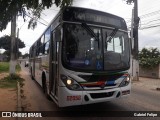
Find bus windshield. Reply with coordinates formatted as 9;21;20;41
62;23;130;72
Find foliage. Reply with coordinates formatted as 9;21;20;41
139;48;160;69
0;74;24;88
16;64;21;72
0;35;24;59
0;35;25;50
126;0;134;4
22;53;29;59
0;0;73;31
0;62;21;73
3;50;22;60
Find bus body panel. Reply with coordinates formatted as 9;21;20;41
34;57;42;86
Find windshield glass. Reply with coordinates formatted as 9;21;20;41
62;23;130;72
103;29;130;71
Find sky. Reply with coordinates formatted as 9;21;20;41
0;0;160;54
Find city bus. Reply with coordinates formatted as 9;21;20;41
29;7;131;107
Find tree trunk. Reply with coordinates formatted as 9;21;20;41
9;13;16;75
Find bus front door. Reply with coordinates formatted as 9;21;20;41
50;32;58;100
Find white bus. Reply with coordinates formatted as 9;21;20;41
29;7;131;107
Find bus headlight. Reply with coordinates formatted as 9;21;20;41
67;79;72;85
61;74;83;90
119;75;130;87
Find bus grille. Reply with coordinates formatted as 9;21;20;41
90;92;114;99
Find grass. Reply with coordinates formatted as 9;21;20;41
0;62;21;73
0;62;23;88
0;74;24;89
0;62;9;73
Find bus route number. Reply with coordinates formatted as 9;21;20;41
67;95;81;101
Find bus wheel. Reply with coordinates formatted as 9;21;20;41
42;73;51;100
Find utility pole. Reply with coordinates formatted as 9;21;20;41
133;0;139;81
126;0;139;81
17;28;19;59
131;0;139;60
9;13;17;75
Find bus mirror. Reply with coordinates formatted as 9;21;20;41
55;29;61;42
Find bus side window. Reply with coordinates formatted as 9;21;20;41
39;46;43;56
44;41;50;54
44;27;51;54
39;35;44;55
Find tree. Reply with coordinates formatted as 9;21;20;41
0;0;73;76
22;53;29;59
125;0;134;4
0;0;73;31
0;35;25;59
139;48;160;69
3;50;22;61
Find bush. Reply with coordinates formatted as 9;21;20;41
139;48;160;69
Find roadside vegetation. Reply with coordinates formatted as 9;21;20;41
0;62;21;73
139;48;160;69
0;62;9;73
0;62;24;89
16;63;21;72
0;74;24;88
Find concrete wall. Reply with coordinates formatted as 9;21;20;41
139;65;160;79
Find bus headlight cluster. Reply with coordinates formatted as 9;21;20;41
119;75;130;87
61;74;83;90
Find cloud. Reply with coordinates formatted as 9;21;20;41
1;0;160;54
139;30;160;50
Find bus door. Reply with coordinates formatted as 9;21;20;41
50;31;59;99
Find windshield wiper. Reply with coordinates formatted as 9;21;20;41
81;23;100;49
106;28;118;42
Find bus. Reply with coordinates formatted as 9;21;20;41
29;7;131;107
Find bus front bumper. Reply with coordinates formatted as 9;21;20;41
58;84;131;107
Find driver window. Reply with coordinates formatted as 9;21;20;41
107;36;124;54
114;37;122;53
107;38;114;51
